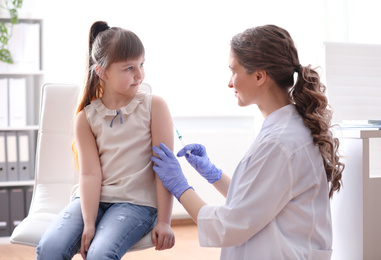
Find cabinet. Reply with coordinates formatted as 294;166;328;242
331;129;381;260
0;17;43;236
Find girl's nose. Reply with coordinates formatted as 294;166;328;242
135;68;144;80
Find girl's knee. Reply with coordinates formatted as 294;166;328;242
86;247;118;260
36;234;80;260
36;240;69;260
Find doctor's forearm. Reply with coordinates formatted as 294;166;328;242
212;173;231;197
179;189;207;223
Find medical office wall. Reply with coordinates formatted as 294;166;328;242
30;0;381;119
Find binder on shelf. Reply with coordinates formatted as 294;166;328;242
17;131;31;180
0;189;10;236
6;131;19;181
23;22;41;72
0;22;41;73
9;188;25;232
9;78;27;127
0;132;6;182
0;78;8;127
7;23;24;72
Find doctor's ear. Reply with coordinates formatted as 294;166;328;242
95;65;105;79
255;70;267;84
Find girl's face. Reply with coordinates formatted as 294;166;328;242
103;55;145;96
228;50;260;107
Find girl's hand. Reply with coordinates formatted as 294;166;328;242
151;222;175;250
80;225;96;259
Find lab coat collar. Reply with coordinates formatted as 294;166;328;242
260;104;297;135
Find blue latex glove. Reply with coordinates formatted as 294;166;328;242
177;143;222;184
151;143;193;201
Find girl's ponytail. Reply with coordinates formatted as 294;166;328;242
72;21;110;168
81;21;110;114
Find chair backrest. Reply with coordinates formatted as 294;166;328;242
32;83;79;215
10;83;79;246
10;83;154;251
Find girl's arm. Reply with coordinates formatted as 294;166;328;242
74;110;103;259
151;95;175;250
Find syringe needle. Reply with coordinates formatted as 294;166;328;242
174;125;191;155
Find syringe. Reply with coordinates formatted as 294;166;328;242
174;125;191;155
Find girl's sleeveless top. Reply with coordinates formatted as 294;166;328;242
71;91;157;208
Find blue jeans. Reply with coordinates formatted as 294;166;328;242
36;198;157;260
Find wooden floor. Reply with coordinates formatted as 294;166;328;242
0;223;220;260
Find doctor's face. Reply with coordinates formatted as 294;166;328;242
228;50;259;107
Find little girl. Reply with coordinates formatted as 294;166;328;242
36;21;175;259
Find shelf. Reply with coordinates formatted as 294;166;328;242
0;71;44;76
0;16;43;22
0;180;34;187
0;125;39;131
0;15;41;238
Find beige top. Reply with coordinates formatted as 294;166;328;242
72;91;157;208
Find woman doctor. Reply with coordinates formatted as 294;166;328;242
151;24;344;260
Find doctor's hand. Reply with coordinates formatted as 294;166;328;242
177;143;222;184
151;143;193;201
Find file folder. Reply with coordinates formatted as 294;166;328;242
0;132;6;182
17;131;31;180
7;23;24;72
0;78;8;127
9;78;27;127
23;23;40;71
9;188;25;231
6;131;19;181
0;189;10;236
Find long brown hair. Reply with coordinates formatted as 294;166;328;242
72;21;145;167
231;25;344;198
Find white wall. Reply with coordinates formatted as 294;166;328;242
172;117;256;217
18;0;381;117
17;0;380;118
17;0;313;116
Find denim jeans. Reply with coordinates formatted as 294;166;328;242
36;198;157;260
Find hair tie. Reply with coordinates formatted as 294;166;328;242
294;64;302;73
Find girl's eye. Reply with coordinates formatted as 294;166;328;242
140;62;144;67
126;66;133;71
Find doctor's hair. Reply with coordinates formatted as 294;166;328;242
71;21;145;168
230;24;344;198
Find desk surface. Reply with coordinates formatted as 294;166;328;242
333;128;381;139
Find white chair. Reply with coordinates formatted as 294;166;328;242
10;83;154;252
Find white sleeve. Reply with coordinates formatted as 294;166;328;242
197;141;293;247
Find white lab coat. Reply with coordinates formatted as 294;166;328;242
197;104;332;260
